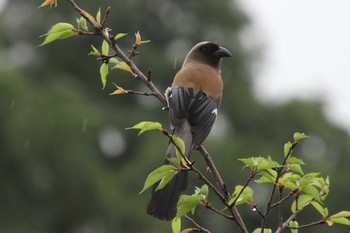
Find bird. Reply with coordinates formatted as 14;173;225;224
146;41;232;221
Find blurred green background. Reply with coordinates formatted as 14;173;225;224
0;0;349;232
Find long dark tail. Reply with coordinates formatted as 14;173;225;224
146;121;192;221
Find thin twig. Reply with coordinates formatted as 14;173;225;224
204;202;234;220
197;145;230;198
101;7;111;28
261;141;298;231
184;215;211;233
275;199;313;233
124;90;157;97
289;219;326;229
230;170;257;207
270;191;294;208
253;205;265;219
278;187;283;227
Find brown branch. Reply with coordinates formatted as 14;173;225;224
270;191;294;209
278;187;283;227
74;29;99;36
124;90;157;97
275;199;313;233
101;7;111;28
184;215;211;233
289;219;326;229
204;201;234;220
253;205;265;219
197;145;248;233
197;145;230;198
66;0;99;28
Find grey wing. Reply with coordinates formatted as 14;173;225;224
168;86;221;146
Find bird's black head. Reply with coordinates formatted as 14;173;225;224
185;41;232;67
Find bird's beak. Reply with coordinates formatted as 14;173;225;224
215;47;232;58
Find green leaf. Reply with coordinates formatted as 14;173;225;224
239;156;279;172
39;0;57;8
302;185;321;201
171;135;185;159
252;228;272;233
287;163;304;175
195;185;209;198
112;62;133;74
176;194;204;218
299;173;320;187
39;23;75;46
291;194;313;212
167;157;181;167
139;165;176;194
289;220;299;233
96;7;101;25
172;217;181;233
228;185;254;206
156;169;177;191
125;121;162;136
102;40;109;56
311;201;328;217
100;63;108;90
76;17;88;31
257;156;280;171
278;172;300;190
115;33;128;40
287;156;305;165
293;132;309;141
330;211;350;219
82;10;96;25
330;217;350;226
89;45;100;56
109;58;120;64
284;141;292;157
327;218;350;226
255;169;277;184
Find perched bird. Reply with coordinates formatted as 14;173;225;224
147;41;232;220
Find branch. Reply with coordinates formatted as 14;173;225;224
289;219;326;230
184;215;211;233
275;199;313;233
204;201;234;220
101;7;111;28
197;145;248;233
66;0;167;106
230;170;257;207
197;145;230;198
261;141;298;231
270;191;294;209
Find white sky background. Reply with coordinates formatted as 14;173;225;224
237;0;350;132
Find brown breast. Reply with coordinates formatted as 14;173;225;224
172;63;223;97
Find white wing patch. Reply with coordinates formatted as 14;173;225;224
212;108;218;116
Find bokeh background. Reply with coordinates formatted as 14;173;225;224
0;0;349;232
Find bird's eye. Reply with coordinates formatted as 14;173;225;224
201;47;209;53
